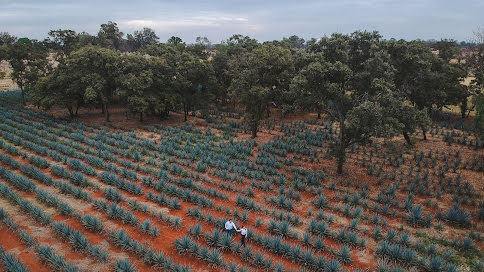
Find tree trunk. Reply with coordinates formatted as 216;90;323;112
21;88;25;106
183;104;188;122
251;122;258;138
403;131;411;145
103;103;110;122
67;107;74;119
336;119;346;175
460;99;467;119
337;151;345;174
422;127;427;140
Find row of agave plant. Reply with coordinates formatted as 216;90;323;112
3;105;324;235
0;207;81;272
0;146;193;271
1;94;482;270
0;139;176;239
0;106;306;272
0;109;468;239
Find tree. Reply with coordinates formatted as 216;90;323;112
98;21;124;50
382;97;430;145
434;39;459;63
167;36;184;45
117;54;153;121
67;46;120;121
292;31;404;174
177;52;215;121
229;43;294;137
283;35;305;49
78;31;99;47
32;62;85;118
212;35;260;105
4;39;49;105
188;36;211;60
126;27;159;51
141;43;214;120
474;93;484;139
0;32;17;46
386;39;467;137
44;29;79;60
467;28;484;122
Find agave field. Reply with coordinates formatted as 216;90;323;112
0;90;482;272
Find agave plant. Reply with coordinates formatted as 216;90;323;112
175;236;193;255
206;248;224;268
88;245;108;262
0;249;30;272
428;256;444;272
205;230;222;248
336;245;352;264
218;234;233;252
81;214;103;233
325;259;341;272
69;172;88;187
115;259;138;272
69;230;89;251
189;224;203;239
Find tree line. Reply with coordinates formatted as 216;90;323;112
0;23;483;174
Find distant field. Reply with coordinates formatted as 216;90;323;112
0;61;17;91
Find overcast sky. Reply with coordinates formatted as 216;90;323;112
1;0;482;43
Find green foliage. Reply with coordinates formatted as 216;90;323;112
3;38;49;104
229;43;294;137
474;93;484;139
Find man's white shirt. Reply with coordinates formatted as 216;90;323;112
225;221;236;230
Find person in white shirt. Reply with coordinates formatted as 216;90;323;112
224;219;237;237
236;226;247;247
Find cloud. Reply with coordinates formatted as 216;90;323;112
120;13;250;31
0;0;481;42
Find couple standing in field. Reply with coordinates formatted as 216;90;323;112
224;219;247;247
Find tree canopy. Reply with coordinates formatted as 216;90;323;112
1;24;478;174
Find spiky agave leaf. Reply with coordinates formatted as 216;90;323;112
115;259;138;272
206;248;224;268
81;214;103;233
88;245;108;262
175;236;193;255
1;250;30;272
69;231;89;251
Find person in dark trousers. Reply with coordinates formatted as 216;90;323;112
224;219;237;237
236;226;247;247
